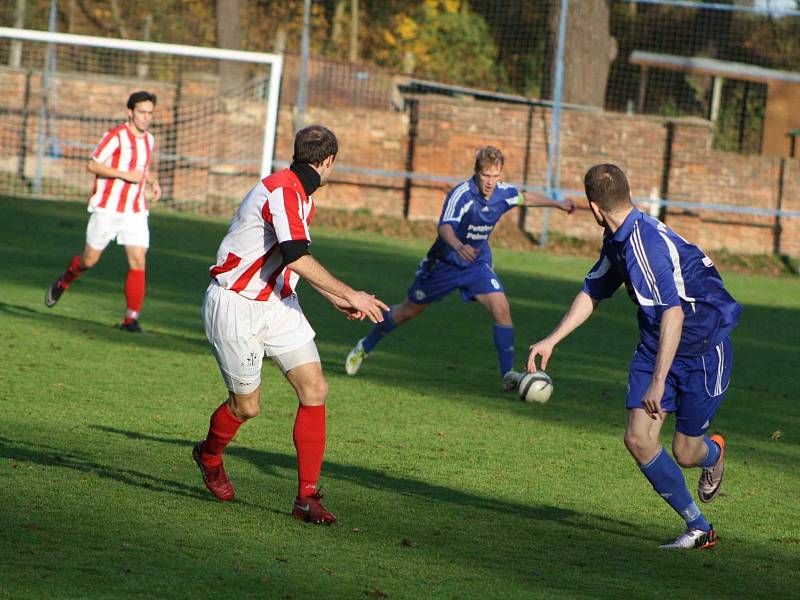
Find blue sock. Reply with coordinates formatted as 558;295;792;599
362;309;397;353
493;323;514;376
639;448;710;531
698;436;721;468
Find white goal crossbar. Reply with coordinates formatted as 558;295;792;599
0;27;283;177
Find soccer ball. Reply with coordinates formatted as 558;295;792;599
518;371;553;404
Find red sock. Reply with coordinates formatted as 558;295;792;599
124;268;146;323
60;255;85;288
293;404;326;498
202;402;244;467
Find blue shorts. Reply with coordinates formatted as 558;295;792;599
406;258;504;304
627;337;733;437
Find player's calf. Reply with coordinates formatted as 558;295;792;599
698;434;726;503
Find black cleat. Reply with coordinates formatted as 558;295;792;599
118;319;143;333
45;280;66;308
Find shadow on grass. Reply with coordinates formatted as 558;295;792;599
0;301;209;356
90;425;646;540
5;425;796;598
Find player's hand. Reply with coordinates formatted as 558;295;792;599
149;180;162;203
125;169;146;184
527;339;555;372
641;379;666;420
329;296;366;320
346;291;389;323
456;242;477;262
560;198;576;214
334;305;365;320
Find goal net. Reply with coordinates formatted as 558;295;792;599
0;28;282;212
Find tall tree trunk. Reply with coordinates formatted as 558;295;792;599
331;0;347;50
109;0;129;38
217;0;245;93
349;0;359;63
9;0;26;68
544;0;617;108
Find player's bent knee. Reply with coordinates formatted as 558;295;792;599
231;400;260;420
674;452;696;469
229;389;261;420
301;378;328;406
624;433;655;462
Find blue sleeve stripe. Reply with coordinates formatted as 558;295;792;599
442;181;469;222
630;223;663;305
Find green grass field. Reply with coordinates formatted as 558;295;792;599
1;197;798;599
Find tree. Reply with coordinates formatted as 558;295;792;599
373;0;505;88
217;0;245;92
544;0;617;107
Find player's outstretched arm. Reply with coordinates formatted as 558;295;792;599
289;254;388;323
527;291;598;372
522;190;575;214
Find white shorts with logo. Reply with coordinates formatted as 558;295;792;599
202;282;319;393
86;210;150;250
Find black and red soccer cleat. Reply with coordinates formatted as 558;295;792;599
192;442;235;501
292;491;337;524
45;279;66;308
118;319;143;333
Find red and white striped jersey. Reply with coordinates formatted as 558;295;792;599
87;123;155;215
210;168;316;301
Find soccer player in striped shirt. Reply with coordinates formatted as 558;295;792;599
44;90;161;333
345;146;574;390
527;164;741;549
192;125;388;524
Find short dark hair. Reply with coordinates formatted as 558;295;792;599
474;146;504;173
127;90;157;110
584;164;631;211
293;125;338;165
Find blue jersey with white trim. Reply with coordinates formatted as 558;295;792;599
582;208;742;356
427;177;523;268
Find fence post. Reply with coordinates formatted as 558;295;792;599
402;98;419;220
18;70;32;187
542;0;569;248
518;103;534;232
774;157;785;256
659;121;675;223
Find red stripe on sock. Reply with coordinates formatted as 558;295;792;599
60;255;85;287
124;269;146;318
202;402;244;467
293;404;326;497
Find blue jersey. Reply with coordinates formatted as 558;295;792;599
582;208;742;356
426;177;523;268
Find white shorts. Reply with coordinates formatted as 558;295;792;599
86;210;150;250
202;282;318;393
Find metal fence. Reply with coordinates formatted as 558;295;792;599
1;0;800;253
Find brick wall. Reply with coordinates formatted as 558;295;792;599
1;66;798;257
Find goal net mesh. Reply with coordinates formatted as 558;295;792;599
0;34;278;212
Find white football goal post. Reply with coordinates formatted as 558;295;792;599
0;27;283;209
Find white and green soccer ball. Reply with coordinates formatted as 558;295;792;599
518;371;553;404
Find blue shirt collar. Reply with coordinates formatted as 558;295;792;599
611;207;642;243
